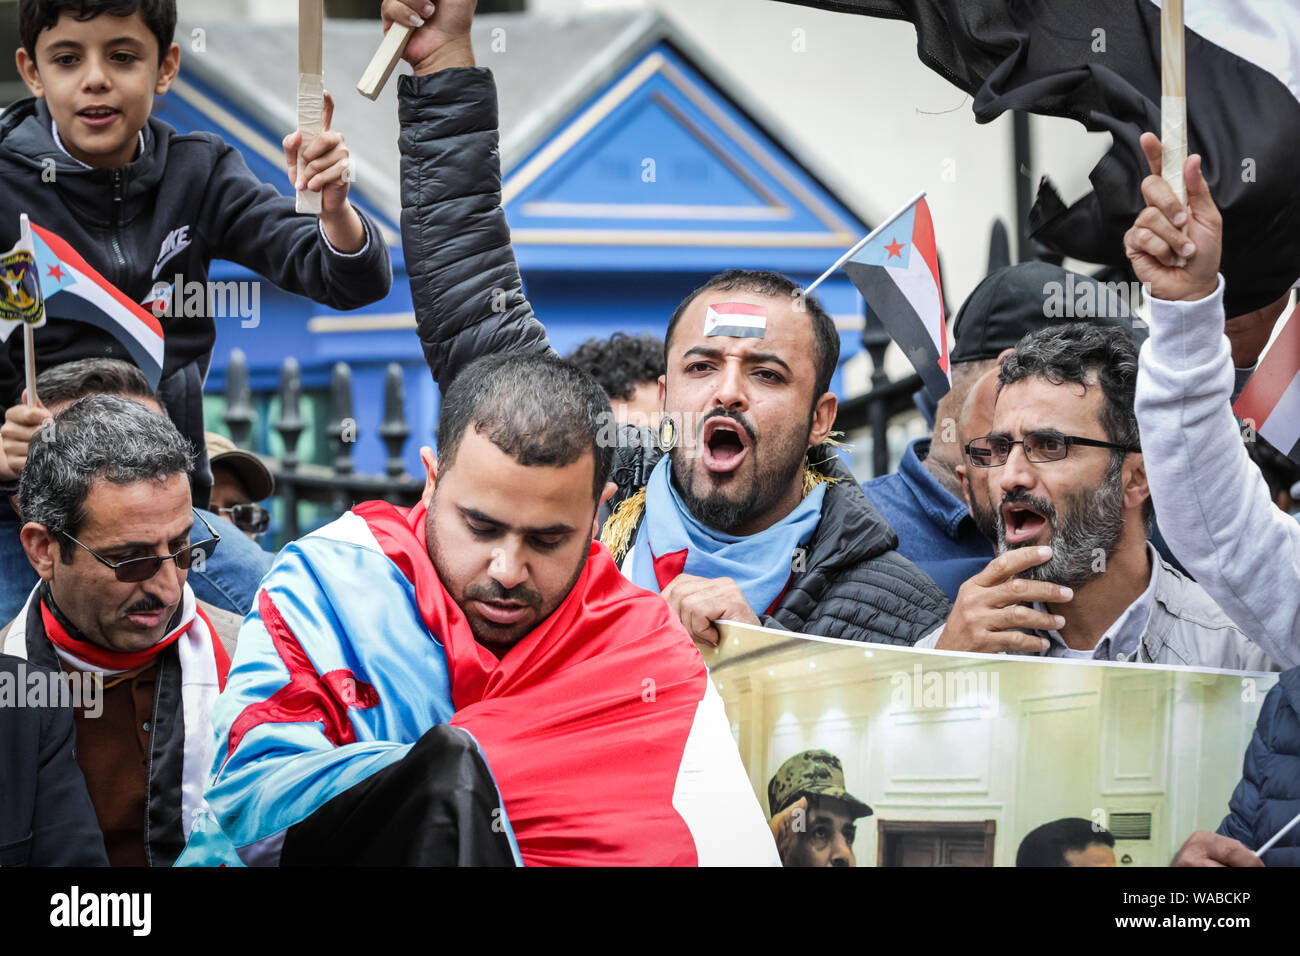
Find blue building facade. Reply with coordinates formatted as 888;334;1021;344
152;13;872;481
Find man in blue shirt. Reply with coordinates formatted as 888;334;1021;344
864;263;1140;600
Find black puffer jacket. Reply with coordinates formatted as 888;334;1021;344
398;67;950;645
0;97;393;505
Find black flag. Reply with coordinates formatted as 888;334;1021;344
776;0;1300;316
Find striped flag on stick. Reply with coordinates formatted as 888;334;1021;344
1234;299;1300;462
808;192;950;399
9;222;167;388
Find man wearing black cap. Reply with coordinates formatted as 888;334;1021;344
864;263;1140;601
767;749;872;867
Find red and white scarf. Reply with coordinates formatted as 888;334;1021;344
3;583;231;839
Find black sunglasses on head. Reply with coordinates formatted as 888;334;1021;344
59;510;221;583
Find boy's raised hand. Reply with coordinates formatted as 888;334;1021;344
1123;131;1223;303
282;91;366;252
382;0;477;75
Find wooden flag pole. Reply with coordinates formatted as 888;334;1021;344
357;22;413;101
18;214;39;407
1160;0;1187;204
296;0;325;215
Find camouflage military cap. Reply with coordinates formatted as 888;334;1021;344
767;749;872;819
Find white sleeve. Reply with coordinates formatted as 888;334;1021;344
914;625;943;649
1135;275;1300;667
671;680;781;866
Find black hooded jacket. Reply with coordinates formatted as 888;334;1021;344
0;98;393;501
397;67;949;645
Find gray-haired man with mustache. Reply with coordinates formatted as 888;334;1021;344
917;323;1277;670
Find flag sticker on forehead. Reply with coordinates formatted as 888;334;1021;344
704;302;768;338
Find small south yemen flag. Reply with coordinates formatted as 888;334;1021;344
840;194;949;398
704;301;767;338
19;221;166;387
1234;299;1300;462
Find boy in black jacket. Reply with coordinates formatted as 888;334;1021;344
0;0;392;505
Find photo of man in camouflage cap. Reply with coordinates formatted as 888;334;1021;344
767;749;873;867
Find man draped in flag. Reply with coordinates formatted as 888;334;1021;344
188;354;777;866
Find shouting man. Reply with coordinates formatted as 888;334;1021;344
917;323;1276;670
384;0;948;647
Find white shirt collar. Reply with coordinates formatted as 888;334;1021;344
1034;543;1160;662
50;118;144;170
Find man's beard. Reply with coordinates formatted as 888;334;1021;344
994;463;1127;591
669;408;810;534
426;493;588;652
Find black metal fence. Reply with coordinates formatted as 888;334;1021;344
219;349;422;543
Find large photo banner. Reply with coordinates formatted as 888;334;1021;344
706;622;1278;867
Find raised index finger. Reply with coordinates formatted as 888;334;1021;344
1139;131;1163;178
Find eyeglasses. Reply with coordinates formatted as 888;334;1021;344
217;503;270;536
964;431;1139;468
59;510;221;583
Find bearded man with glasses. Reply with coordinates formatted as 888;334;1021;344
0;394;243;866
916;323;1278;670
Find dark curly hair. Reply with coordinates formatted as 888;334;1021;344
999;323;1140;455
999;323;1151;527
565;332;665;402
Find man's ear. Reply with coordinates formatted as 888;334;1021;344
154;42;181;95
592;481;618;539
955;463;972;509
20;522;58;581
657;373;666;408
419;445;438;508
807;392;838;448
1123;452;1150;513
15;48;44;98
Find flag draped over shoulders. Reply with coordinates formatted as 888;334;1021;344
197;501;777;867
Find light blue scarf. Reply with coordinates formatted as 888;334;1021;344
628;457;826;616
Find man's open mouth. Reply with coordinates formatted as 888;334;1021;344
1001;501;1049;545
700;417;751;474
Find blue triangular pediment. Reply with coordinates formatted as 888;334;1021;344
503;43;866;273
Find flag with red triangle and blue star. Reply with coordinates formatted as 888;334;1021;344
840;195;950;399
